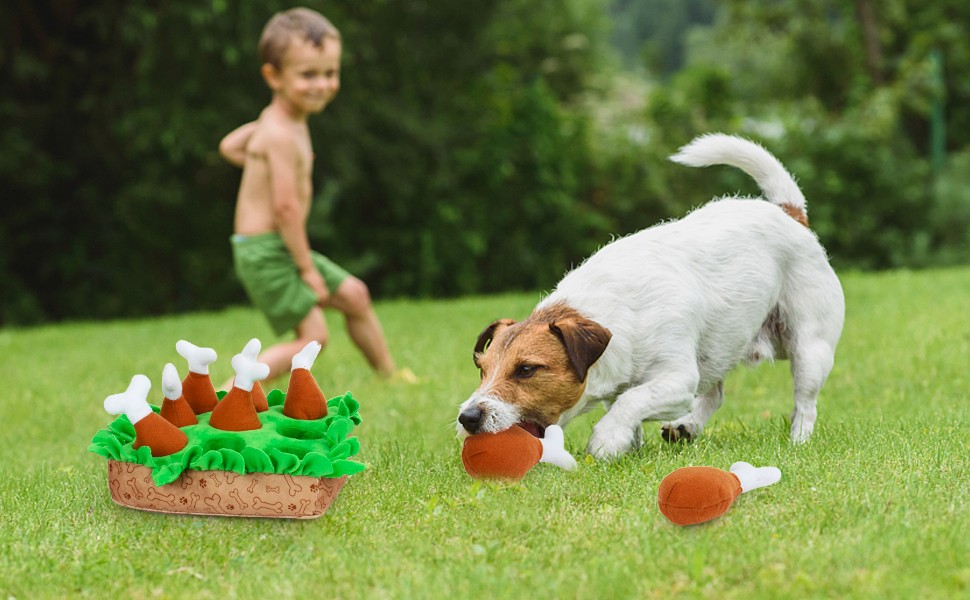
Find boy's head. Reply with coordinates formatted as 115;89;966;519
258;7;342;116
258;8;340;69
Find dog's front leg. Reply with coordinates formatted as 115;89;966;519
587;375;696;460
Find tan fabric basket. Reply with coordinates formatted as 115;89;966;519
107;460;347;519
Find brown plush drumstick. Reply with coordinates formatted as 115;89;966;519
235;339;269;412
462;425;576;481
159;363;197;427
176;340;219;414
209;346;269;431
283;342;328;420
657;462;782;526
104;375;188;457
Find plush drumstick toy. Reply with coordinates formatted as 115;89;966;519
209;344;270;431
240;338;269;412
283;341;328;420
462;425;577;481
176;340;219;414
104;374;188;457
657;462;782;526
159;363;198;427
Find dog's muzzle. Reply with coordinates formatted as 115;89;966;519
458;406;484;434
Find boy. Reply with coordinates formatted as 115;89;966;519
219;7;409;383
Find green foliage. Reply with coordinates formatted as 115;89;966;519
2;0;968;325
637;0;970;269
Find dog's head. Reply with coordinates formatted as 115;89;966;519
457;304;611;438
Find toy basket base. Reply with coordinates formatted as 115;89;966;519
107;460;347;519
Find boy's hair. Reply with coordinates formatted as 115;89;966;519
258;7;341;69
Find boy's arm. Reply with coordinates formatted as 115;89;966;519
219;121;258;168
264;129;330;304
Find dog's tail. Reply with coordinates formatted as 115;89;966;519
670;133;809;227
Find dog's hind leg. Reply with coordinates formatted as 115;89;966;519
661;381;724;442
788;339;836;443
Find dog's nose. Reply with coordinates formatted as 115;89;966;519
458;406;484;433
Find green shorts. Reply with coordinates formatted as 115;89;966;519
231;233;351;336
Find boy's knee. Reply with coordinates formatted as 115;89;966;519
338;278;373;315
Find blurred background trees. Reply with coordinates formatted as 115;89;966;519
2;0;968;325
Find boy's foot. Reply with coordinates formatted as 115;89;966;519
385;367;420;384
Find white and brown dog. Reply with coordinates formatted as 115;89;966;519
457;134;844;459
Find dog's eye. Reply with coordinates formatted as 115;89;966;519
514;364;539;379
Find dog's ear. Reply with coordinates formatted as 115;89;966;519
549;317;611;382
473;319;516;365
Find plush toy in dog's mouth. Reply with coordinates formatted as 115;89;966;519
516;421;546;438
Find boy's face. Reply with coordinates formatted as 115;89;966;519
264;36;341;116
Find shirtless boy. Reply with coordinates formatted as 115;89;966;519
219;7;406;383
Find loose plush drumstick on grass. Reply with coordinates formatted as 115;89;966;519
657;462;782;526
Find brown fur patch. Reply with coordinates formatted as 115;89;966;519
473;304;611;428
781;203;810;227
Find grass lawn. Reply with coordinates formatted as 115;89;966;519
1;267;968;599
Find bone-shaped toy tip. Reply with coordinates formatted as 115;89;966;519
730;461;782;493
161;363;182;401
291;341;322;371
538;425;577;471
241;338;262;360
104;374;153;424
175;340;217;375
231;352;270;392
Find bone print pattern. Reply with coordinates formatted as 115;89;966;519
107;460;346;519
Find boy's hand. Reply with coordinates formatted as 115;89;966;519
301;267;330;305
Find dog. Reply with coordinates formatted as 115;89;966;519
457;133;845;459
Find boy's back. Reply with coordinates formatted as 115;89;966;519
233;109;314;236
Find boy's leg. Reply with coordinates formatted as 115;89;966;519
257;306;330;382
326;276;396;377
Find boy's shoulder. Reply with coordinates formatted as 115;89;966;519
248;111;302;157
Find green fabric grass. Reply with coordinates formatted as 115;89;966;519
88;389;365;485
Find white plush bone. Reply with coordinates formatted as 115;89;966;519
161;363;182;401
730;461;782;493
175;340;217;375
104;374;153;424
538;425;577;471
241;338;261;360
291;341;322;371
231;352;270;393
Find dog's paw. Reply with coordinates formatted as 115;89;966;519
587;421;636;460
661;420;697;443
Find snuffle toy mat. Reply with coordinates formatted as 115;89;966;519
89;339;364;519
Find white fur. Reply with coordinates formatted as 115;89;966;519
530;134;843;458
